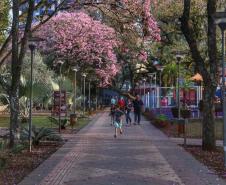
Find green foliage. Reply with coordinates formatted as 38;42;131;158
21;126;62;145
47;116;68;129
0;0;10;44
0;139;7;151
154;114;169;128
155;114;168;122
0;116;58;128
0;156;6;170
19;53;55;117
11;144;26;154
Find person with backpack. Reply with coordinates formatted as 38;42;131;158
118;96;125;110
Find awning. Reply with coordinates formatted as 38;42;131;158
190;73;203;81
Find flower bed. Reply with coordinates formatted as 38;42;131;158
152;114;169;128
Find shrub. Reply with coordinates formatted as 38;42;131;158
21;126;63;145
48;116;68;129
11;144;26;154
0;156;6;170
153;114;169;128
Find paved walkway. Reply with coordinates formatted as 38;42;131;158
19;111;226;185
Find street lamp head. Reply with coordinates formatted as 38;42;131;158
176;54;183;62
28;36;44;51
147;73;152;77
82;73;87;78
57;60;64;65
153;60;160;66
214;10;226;30
72;66;79;72
28;41;36;51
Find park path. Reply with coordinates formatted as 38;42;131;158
19;111;226;185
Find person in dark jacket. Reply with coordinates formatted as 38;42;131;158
125;99;133;126
133;95;143;125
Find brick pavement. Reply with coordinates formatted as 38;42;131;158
19;111;226;185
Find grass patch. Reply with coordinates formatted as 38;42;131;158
76;117;90;130
0;116;90;131
0;116;57;128
185;118;223;140
0;117;9;128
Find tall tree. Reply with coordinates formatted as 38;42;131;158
38;11;120;86
0;0;161;146
180;0;217;150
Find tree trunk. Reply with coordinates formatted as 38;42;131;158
202;84;216;149
9;88;20;147
181;0;217;150
9;0;35;147
202;0;217;150
9;0;20;147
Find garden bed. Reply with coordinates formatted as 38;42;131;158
0;142;62;185
0;114;91;184
183;145;226;179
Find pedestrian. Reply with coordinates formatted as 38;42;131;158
109;104;116;126
133;95;143;125
113;105;124;138
118;96;125;110
111;96;117;105
125;99;132;126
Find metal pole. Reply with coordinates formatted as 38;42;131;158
144;80;146;107
59;65;62;133
139;82;141;95
221;29;226;166
83;76;86;115
29;47;34;152
150;75;152;109
177;60;181;119
159;71;161;114
88;81;91;110
73;70;76;114
154;73;157;108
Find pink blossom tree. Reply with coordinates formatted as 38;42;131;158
38;12;120;86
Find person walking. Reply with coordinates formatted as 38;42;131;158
125;99;132;126
113;105;124;138
133;95;143;125
118;96;125;110
111;96;117;105
109;104;116;126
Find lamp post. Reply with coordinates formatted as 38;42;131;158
72;66;79;114
58;61;63;134
82;73;87;115
214;9;226;166
148;73;157;108
28;41;36;152
176;53;183;120
57;60;64;133
139;81;142;95
157;66;164;114
143;78;146;107
88;80;91;110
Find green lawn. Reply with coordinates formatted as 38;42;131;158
0;116;90;130
185;118;223;140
